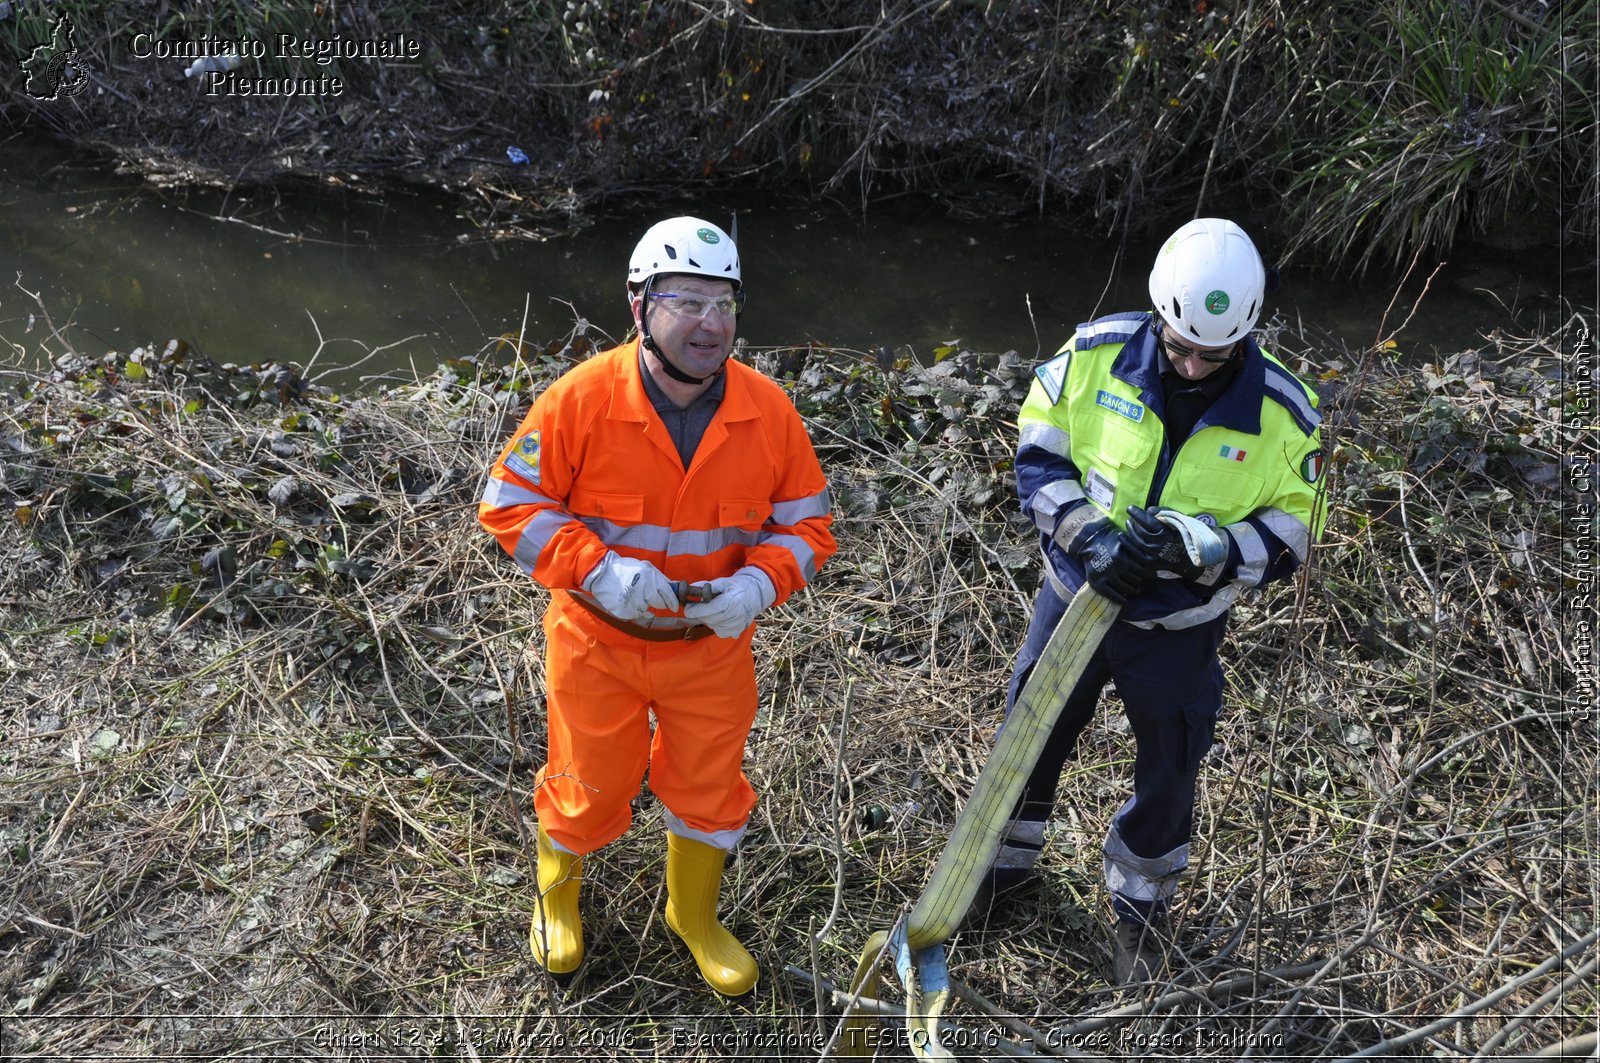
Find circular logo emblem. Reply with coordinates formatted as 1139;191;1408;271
1196;513;1219;528
1204;290;1230;315
696;228;720;244
1301;449;1325;485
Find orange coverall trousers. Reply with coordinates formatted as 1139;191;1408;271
534;603;760;856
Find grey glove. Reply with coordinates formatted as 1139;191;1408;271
682;566;776;638
1064;517;1153;604
582;552;678;620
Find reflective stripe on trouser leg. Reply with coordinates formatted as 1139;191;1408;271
906;587;1118;948
665;809;747;851
993;818;1046;872
1104;801;1186;922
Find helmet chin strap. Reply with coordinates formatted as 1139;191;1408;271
638;275;727;386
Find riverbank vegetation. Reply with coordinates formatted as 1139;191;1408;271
1;288;1591;1055
4;0;1590;269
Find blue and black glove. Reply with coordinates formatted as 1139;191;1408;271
1123;505;1227;581
1062;516;1153;604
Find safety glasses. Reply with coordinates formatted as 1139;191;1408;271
651;290;746;319
1160;330;1236;364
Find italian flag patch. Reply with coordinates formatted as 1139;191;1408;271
1219;445;1247;462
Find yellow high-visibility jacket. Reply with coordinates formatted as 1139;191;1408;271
1018;312;1325;629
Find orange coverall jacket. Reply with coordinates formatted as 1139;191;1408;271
479;341;835;851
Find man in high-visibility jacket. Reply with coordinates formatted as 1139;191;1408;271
975;218;1325;984
479;216;835;996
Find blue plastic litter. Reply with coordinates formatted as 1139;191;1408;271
506;146;530;165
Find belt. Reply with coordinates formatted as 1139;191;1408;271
571;596;715;642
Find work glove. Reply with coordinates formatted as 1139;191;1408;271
582;552;679;621
1063;517;1153;605
1123;506;1226;581
682;566;777;638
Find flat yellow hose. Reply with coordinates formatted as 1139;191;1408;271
904;587;1117;949
842;587;1117;1057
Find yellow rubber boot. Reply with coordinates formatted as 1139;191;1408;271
664;833;758;996
530;826;583;980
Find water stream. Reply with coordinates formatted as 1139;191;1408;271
1;130;1570;387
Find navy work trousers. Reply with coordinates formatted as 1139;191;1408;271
998;583;1227;921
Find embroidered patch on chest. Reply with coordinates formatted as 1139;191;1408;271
1094;390;1144;422
1219;445;1247;462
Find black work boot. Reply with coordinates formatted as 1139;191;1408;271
1110;916;1168;985
962;866;1035;929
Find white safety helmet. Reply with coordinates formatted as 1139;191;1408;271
627;216;741;291
1148;218;1266;346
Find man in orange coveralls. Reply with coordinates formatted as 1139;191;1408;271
479;216;835;996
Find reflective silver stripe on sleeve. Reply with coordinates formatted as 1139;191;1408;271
1229;520;1269;588
513;509;580;575
772;488;831;525
1029;478;1087;532
1253;506;1311;565
1077;314;1147;349
1264;367;1322;433
1019;420;1072;459
756;530;819;582
481;475;560;509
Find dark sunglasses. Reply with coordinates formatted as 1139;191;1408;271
1161;331;1237;364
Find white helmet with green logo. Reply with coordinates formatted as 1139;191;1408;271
627;216;741;290
1148;218;1266;346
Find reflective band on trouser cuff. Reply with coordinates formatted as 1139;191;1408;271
992;818;1046;870
902;587;1117;950
664;809;747;851
993;842;1044;872
1103;809;1185;905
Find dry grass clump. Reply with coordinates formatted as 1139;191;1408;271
0;302;1592;1059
